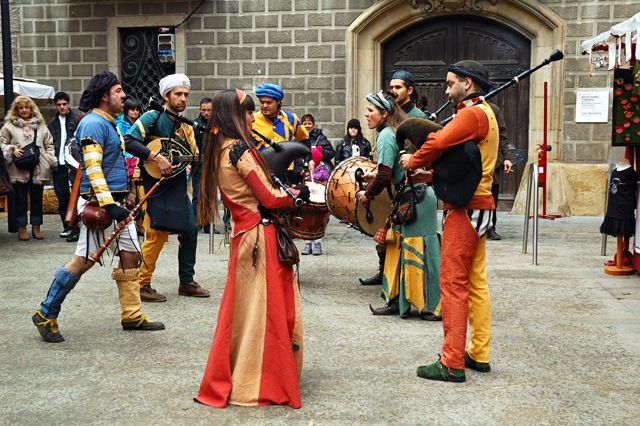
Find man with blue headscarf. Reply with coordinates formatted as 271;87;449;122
252;83;309;184
252;83;309;151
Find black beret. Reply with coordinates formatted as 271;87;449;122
78;71;120;112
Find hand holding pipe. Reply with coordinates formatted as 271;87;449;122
89;178;165;262
272;174;303;206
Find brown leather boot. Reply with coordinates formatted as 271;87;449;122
140;284;167;302
32;225;44;240
178;281;210;298
18;227;29;241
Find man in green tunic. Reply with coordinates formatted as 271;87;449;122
390;70;428;119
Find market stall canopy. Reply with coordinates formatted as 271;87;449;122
0;74;55;105
581;12;640;70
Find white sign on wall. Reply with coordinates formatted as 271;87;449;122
575;90;609;123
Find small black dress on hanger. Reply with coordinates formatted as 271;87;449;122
600;165;638;237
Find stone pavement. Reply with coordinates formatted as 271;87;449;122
0;213;639;425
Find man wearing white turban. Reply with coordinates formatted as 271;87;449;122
124;73;210;302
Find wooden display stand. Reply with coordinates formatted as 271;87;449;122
604;235;634;275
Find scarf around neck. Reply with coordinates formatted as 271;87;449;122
12;117;40;145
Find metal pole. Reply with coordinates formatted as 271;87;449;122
1;0;13;114
532;164;539;265
522;163;533;254
208;220;214;254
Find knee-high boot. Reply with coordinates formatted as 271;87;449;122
359;247;386;286
40;266;81;318
34;266;81;342
113;268;165;331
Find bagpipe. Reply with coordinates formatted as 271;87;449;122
396;49;564;208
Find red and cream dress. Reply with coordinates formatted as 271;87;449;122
195;138;303;409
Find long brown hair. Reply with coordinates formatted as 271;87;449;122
197;89;256;226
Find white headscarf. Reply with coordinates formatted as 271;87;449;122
159;73;191;96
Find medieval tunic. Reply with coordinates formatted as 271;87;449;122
409;99;498;369
196;138;303;409
376;127;441;317
252;110;309;151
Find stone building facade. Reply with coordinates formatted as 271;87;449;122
3;0;639;214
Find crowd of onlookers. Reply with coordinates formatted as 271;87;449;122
0;90;377;251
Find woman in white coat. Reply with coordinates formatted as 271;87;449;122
0;96;56;240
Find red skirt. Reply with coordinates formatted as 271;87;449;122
195;224;303;408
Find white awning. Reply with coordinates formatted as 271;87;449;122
581;11;640;71
0;75;55;101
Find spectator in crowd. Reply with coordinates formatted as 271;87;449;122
300;114;334;256
191;97;217;234
335;119;372;164
47;92;79;241
301;113;335;169
301;145;330;256
0;96;57;241
115;98;143;180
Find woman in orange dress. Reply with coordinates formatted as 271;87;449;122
195;89;309;408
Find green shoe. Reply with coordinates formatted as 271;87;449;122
465;352;491;373
416;355;465;382
121;314;165;331
32;310;65;343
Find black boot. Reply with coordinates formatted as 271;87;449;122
359;248;386;286
487;227;501;240
369;298;400;316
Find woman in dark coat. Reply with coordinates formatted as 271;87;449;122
335;118;372;163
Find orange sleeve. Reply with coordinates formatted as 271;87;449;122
408;106;489;169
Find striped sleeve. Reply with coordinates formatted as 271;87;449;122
81;137;114;206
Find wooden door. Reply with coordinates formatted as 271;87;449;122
383;15;531;209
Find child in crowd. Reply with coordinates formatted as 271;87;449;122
302;146;329;255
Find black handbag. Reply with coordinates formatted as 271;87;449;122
13;129;41;170
275;223;300;266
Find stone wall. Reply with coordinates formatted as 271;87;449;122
4;0;379;142
541;0;638;164
1;0;639;185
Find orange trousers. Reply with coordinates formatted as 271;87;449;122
439;208;491;370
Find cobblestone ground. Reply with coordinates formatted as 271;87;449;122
0;213;639;425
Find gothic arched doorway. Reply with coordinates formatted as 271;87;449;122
382;15;531;209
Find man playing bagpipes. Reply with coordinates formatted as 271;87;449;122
124;74;210;302
400;60;499;382
32;72;167;343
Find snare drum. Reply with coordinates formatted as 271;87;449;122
325;157;394;237
286;181;330;240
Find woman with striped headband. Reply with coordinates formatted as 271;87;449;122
358;90;441;323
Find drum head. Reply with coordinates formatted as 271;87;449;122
307;181;326;205
355;187;394;237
